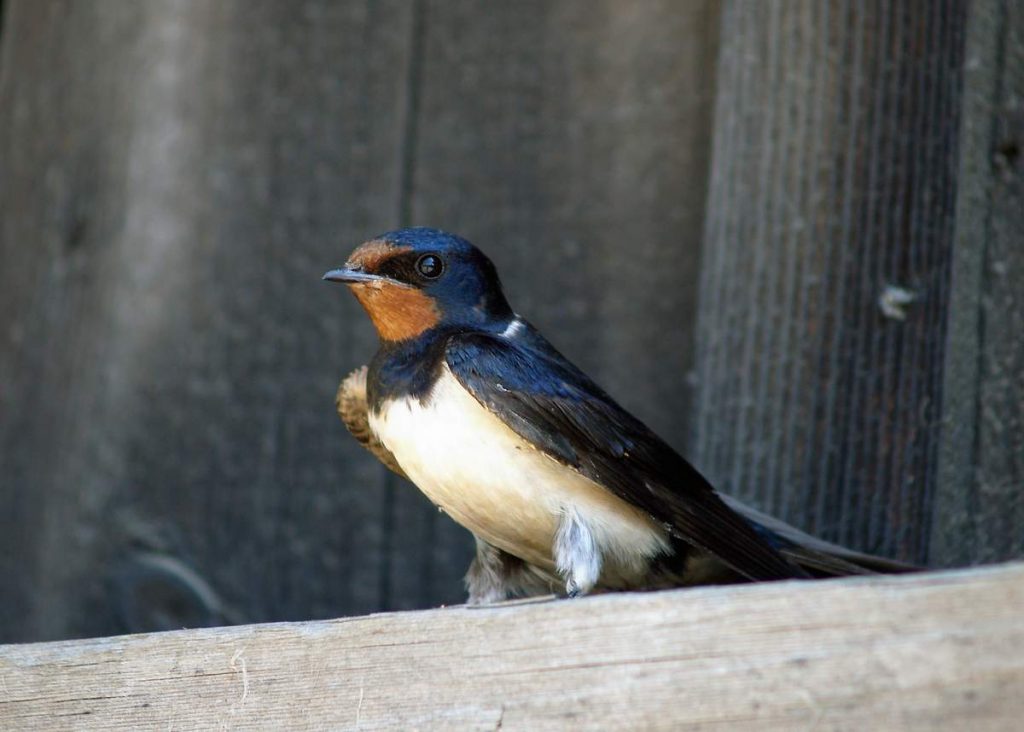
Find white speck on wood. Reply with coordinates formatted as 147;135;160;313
229;648;249;709
879;284;918;320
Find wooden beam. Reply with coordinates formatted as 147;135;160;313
2;563;1021;730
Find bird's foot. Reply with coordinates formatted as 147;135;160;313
465;536;558;604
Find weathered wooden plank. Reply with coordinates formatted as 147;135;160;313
694;0;968;564
933;0;1024;567
2;563;1021;731
0;0;417;640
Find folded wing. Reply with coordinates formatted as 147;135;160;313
444;329;806;582
336;366;408;478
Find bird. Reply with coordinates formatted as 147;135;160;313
324;227;915;604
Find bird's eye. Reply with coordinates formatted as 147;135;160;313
416;253;444;279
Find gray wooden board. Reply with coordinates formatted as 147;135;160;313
972;0;1024;563
694;0;969;564
0;0;416;640
933;0;1024;567
2;563;1022;731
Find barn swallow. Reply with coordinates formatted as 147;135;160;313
324;227;915;603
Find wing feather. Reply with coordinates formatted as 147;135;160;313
336;366;408;478
445;330;805;582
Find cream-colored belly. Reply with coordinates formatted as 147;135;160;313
368;367;668;579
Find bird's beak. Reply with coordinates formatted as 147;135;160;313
322;267;393;286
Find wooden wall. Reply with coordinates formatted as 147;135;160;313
692;0;1023;568
932;0;1024;567
694;0;968;563
0;0;719;642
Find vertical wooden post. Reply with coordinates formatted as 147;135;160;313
933;0;1024;567
694;1;969;563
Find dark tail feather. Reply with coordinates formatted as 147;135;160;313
780;545;919;578
721;494;922;578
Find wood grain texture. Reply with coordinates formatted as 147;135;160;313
2;563;1022;731
0;0;418;640
971;0;1024;563
933;0;1024;567
694;0;968;564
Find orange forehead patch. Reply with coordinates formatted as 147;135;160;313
349;281;440;342
346;240;411;271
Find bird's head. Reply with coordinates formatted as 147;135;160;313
323;227;513;342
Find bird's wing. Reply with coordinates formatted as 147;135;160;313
445;330;804;582
335;366;408;478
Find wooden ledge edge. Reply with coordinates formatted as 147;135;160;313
2;562;1022;730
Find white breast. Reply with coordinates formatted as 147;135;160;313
368;366;669;582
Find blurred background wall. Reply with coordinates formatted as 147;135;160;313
0;0;1020;643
